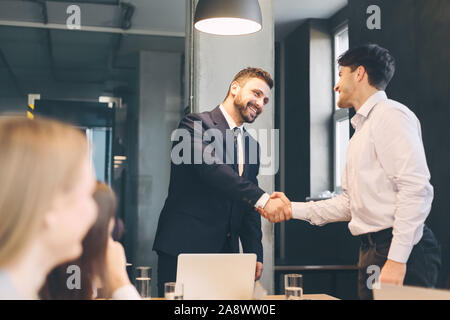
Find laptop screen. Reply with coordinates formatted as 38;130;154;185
176;253;257;300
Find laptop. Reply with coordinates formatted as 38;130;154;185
373;283;450;300
176;253;257;300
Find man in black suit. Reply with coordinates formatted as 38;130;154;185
153;67;292;297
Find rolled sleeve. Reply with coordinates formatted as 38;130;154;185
388;240;414;264
292;193;351;226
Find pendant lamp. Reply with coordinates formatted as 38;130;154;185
194;0;262;35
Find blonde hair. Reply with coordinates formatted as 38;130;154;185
0;115;88;265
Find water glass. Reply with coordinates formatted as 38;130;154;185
164;282;183;300
284;274;303;300
135;266;152;299
136;266;152;278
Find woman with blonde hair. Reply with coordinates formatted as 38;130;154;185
0;116;98;299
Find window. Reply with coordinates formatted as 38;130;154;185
86;127;112;184
333;25;349;191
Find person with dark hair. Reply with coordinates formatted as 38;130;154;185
153;67;292;297
40;182;140;300
336;43;395;91
112;217;125;242
260;44;441;299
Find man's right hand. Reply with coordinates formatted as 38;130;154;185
257;192;292;223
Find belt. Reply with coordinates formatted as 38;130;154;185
359;228;393;246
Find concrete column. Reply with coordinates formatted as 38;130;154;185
190;0;275;293
136;51;183;297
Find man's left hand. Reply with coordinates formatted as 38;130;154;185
255;262;263;281
379;259;406;285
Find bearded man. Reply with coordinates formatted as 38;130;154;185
153;67;292;297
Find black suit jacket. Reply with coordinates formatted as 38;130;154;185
153;106;265;262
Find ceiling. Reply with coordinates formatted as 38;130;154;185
275;0;348;39
121;0;349;39
0;0;347;107
0;0;186;104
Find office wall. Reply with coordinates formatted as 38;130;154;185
284;22;310;208
135;51;183;297
0;97;26;113
348;0;450;288
116;51;183;298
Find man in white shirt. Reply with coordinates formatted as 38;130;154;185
258;44;441;299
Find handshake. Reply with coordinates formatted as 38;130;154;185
255;192;292;223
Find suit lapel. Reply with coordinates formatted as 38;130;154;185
210;107;257;178
210;106;234;168
210;105;230;131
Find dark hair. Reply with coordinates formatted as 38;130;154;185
225;67;273;100
338;44;395;90
39;182;116;300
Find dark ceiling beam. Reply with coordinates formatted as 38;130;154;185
119;2;134;30
109;33;123;70
0;49;24;96
0;0;181;37
44;0;119;4
45;28;58;81
108;2;136;71
33;0;58;83
26;0;49;23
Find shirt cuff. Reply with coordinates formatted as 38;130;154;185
291;202;311;222
254;193;270;209
111;284;141;300
387;240;414;264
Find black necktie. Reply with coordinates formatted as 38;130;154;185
233;127;241;175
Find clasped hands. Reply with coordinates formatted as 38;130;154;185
256;192;292;223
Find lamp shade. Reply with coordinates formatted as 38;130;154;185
194;0;262;35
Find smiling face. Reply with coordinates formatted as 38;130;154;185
334;66;359;109
231;77;271;124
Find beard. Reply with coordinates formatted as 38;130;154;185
234;93;259;123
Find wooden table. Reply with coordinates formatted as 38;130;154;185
151;294;339;301
265;294;339;300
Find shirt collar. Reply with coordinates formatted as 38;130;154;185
219;104;244;131
351;91;388;129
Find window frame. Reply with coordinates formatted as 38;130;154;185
332;23;350;192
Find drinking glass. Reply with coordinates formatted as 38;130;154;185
135;266;152;299
284;274;303;300
164;282;183;300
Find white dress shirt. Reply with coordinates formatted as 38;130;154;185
292;91;433;263
219;105;270;208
